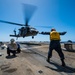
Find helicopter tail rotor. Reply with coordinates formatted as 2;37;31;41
13;28;16;35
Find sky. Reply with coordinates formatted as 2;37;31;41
0;0;75;42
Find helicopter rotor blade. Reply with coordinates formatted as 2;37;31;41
36;26;53;28
23;4;37;26
0;20;25;26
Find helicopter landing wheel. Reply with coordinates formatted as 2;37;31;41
32;36;34;39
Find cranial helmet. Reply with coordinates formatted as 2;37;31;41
10;38;15;42
51;28;56;31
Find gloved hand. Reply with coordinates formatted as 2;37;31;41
63;32;67;34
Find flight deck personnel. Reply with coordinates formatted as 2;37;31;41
41;28;67;66
7;38;18;56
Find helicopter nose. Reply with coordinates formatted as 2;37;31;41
36;31;39;33
32;30;39;34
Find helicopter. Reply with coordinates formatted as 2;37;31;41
0;20;39;39
0;4;39;39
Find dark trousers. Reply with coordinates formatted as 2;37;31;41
17;48;21;53
48;40;65;60
7;48;16;56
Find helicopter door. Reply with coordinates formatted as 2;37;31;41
23;28;27;36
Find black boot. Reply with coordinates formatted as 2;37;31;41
8;54;10;56
61;59;66;67
13;53;16;56
46;58;50;62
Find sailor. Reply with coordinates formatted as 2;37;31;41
41;28;67;66
7;38;18;56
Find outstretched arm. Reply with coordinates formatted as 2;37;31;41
40;32;50;35
40;31;67;35
59;32;67;35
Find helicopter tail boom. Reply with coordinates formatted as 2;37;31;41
10;35;20;37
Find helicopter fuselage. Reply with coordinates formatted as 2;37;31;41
10;26;39;39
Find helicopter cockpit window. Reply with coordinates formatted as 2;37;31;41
30;28;35;31
30;27;36;30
